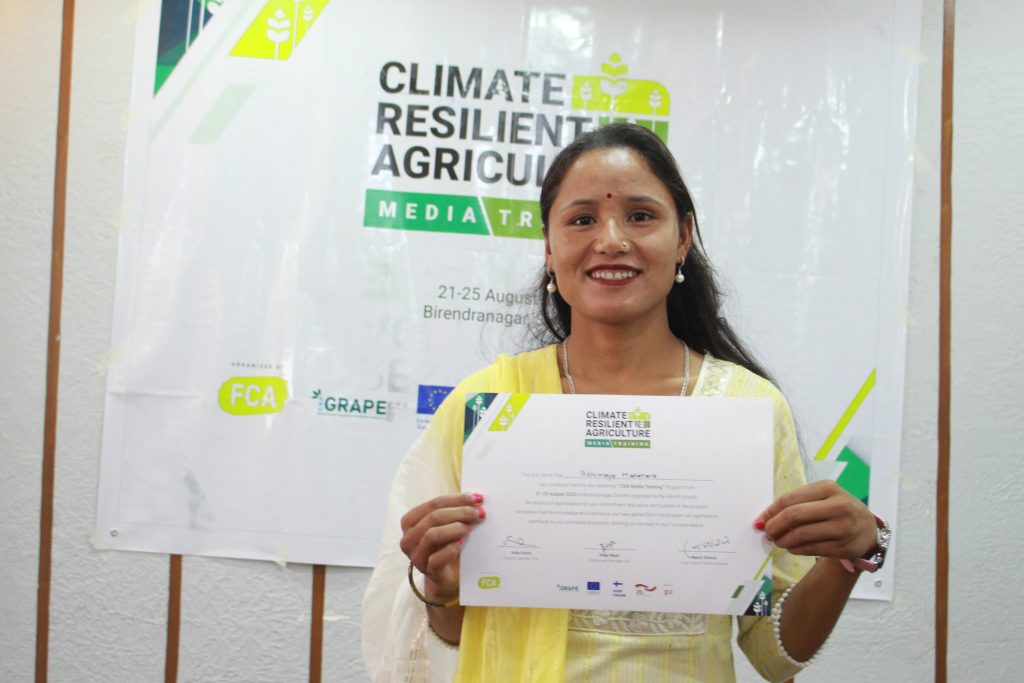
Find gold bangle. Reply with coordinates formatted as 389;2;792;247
407;561;460;608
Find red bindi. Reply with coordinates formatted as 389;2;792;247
606;193;613;199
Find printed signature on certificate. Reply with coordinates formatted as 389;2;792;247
682;536;736;560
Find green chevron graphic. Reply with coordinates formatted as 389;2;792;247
836;446;871;505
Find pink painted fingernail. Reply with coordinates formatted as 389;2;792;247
477;507;486;520
472;492;484;504
754;518;765;530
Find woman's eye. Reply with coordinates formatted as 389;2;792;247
570;215;596;226
629;211;654;222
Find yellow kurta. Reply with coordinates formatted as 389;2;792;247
362;345;814;683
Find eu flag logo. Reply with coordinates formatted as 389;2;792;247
587;581;600;591
417;385;454;415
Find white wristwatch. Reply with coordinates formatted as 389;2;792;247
839;513;891;573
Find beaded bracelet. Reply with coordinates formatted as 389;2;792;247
771;584;821;668
407;561;460;608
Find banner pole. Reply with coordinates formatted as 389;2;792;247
164;555;183;683
35;0;76;680
936;0;956;681
309;565;326;683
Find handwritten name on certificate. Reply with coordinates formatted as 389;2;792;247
460;393;776;616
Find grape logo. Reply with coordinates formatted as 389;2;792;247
311;389;389;419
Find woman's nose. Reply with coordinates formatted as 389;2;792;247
594;217;627;253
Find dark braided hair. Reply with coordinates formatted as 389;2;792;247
534;122;774;383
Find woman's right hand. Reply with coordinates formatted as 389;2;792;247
400;492;486;602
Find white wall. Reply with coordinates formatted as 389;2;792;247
0;2;62;680
948;1;1024;679
1;1;1020;681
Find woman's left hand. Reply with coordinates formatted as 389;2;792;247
756;480;877;560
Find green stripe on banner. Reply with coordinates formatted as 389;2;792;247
814;369;876;461
152;0;259;141
481;198;544;239
189;83;257;144
363;189;489;235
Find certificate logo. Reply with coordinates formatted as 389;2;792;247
741;576;773;617
477;576;501;589
583;407;652;448
634;583;657;595
611;581;627;597
586;581;601;593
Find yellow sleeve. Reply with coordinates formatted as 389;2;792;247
736;386;815;682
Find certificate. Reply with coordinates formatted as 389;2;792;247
459;393;775;616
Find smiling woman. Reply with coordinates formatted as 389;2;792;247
534;123;774;385
543;145;689;336
363;123;887;683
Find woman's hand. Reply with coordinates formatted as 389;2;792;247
400;492;486;602
756;480;877;561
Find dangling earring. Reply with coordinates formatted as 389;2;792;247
546;268;557;293
675;261;685;284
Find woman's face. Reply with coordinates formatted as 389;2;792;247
545;146;692;329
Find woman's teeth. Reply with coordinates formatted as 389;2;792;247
590;270;638;280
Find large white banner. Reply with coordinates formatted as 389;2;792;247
96;0;920;599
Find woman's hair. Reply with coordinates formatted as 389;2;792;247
534;122;774;383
